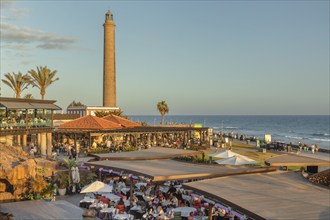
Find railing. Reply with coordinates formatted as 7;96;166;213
0;121;52;130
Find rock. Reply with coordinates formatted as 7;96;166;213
0;192;15;201
0;143;58;202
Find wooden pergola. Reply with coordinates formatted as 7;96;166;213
54;117;211;150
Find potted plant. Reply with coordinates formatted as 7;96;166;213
56;173;68;196
31;175;47;200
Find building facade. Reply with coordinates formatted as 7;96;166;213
0;97;61;156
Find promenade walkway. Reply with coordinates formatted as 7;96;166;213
0;199;84;220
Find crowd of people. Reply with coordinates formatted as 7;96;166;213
0;116;51;129
80;176;239;220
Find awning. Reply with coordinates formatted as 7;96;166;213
85;159;274;182
0;100;61;110
30;103;62;110
0;101;34;109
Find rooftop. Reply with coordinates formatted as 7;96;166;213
58;115;121;130
184;171;330;220
0;97;61;110
91;147;202;160
86;158;274;182
102;114;141;128
265;153;330;166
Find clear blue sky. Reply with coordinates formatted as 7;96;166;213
1;0;329;115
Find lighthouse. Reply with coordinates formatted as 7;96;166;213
103;10;116;107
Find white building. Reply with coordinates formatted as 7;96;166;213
67;106;120;117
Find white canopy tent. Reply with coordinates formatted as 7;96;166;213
215;155;257;165
80;181;113;193
209;150;241;158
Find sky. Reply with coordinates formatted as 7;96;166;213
0;0;329;115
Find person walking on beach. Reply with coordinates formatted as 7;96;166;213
311;145;315;154
315;144;319;154
303;144;308;152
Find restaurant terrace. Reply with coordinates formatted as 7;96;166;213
0;97;61;156
54;115;211;151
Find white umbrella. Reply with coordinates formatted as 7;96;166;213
71;167;77;183
81;181;114;193
209;150;241;158
75;167;80;183
215;155;257;165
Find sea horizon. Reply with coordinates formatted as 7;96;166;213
128;115;330;150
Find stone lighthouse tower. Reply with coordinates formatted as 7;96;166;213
103;10;116;107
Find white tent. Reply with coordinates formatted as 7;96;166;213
80;181;113;193
209;150;241;158
215;155;257;165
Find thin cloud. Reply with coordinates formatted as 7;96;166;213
15;53;32;58
37;43;71;50
0;0;14;9
1;44;30;51
20;61;34;65
0;22;79;50
1;0;29;20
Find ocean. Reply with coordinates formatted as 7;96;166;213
128;115;330;150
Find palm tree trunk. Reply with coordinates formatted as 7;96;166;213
161;114;165;125
41;89;45;100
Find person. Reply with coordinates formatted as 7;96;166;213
311;145;315;154
29;146;37;157
108;177;114;187
168;185;176;194
116;198;125;214
70;148;77;160
188;211;194;220
298;142;302;151
106;139;111;148
315;144;319;154
170;195;178;207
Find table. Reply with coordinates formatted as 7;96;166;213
99;207;115;219
79;198;96;208
121;187;130;193
113;214;132;220
173;207;197;217
102;193;121;202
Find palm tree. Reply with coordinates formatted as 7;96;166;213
28;66;59;100
62;158;77;186
24;94;34;99
157;101;169;125
1;72;31;98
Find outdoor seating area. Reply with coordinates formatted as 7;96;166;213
77;177;228;220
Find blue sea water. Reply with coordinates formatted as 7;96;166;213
128;115;330;150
